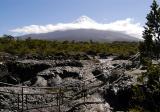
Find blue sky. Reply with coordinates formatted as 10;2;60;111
0;0;159;36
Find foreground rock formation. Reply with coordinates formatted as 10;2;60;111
0;56;145;112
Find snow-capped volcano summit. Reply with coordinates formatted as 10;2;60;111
73;15;96;24
12;15;143;42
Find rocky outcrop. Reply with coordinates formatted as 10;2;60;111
66;94;111;112
0;59;84;85
91;58;139;111
54;60;83;67
0;57;145;112
100;69;138;111
2;60;51;84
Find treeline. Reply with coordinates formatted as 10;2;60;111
0;35;138;57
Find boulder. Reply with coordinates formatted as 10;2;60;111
33;76;48;87
37;68;63;86
3;60;51;84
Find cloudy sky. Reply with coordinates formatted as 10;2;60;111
1;0;160;38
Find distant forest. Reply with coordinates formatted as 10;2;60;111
0;35;139;58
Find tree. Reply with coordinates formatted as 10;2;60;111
141;0;160;58
3;34;14;41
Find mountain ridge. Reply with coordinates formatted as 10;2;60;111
21;28;140;42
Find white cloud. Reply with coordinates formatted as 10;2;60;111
10;16;143;39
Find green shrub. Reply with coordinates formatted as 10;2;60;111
0;36;139;58
130;65;160;112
